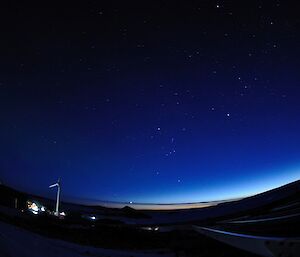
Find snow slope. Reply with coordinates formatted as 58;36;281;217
0;221;173;257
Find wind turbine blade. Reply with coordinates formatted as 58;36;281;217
49;183;58;188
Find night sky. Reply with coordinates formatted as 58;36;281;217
0;1;300;204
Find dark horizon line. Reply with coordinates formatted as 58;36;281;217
3;178;299;208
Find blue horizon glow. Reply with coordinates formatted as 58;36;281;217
2;164;299;205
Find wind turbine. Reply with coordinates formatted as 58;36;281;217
49;178;61;216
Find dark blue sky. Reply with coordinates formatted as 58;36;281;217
0;1;299;204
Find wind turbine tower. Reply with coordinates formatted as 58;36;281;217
49;179;61;216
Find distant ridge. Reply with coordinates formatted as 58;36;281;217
1;179;299;210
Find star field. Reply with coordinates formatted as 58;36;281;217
0;1;299;204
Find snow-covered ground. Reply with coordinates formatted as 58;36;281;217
0;221;174;257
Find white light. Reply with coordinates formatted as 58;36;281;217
41;206;46;212
60;211;66;216
141;227;152;231
28;202;39;212
32;210;38;215
91;216;96;220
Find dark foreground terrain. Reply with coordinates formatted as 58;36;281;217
1;180;300;256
